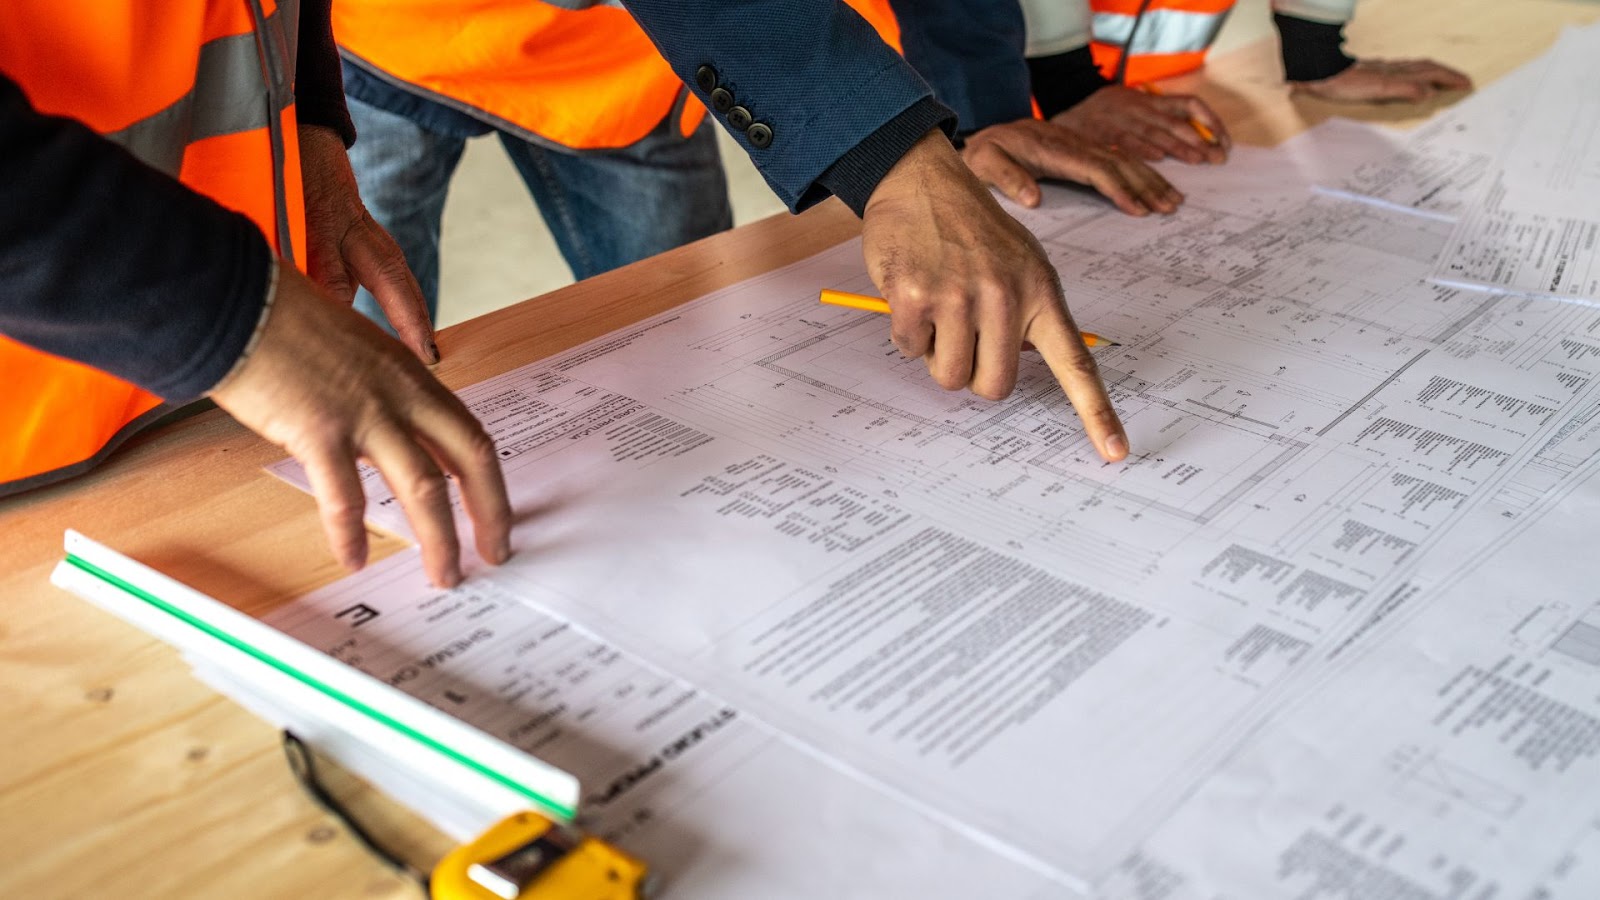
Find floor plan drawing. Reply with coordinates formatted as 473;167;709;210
275;170;1600;895
267;85;1600;894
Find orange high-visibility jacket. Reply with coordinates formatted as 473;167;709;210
334;0;902;150
0;0;303;491
1089;0;1238;84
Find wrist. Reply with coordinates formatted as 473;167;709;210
863;129;964;216
815;97;956;217
207;258;283;396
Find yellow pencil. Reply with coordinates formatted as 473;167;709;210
1139;83;1218;146
820;289;1119;348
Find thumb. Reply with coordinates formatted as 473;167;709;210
304;224;359;306
344;216;438;363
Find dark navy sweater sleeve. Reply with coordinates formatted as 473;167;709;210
296;0;357;146
1274;14;1356;82
1027;46;1113;119
890;0;1034;134
619;0;946;212
0;74;273;402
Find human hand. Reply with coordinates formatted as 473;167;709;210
298;124;438;364
961;118;1183;216
1291;59;1472;103
1051;85;1229;165
209;261;512;587
861;130;1129;462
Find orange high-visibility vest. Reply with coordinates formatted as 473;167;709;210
334;0;902;150
0;1;304;492
1089;0;1238;84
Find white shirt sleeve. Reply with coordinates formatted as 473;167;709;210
1018;0;1092;58
1271;0;1356;25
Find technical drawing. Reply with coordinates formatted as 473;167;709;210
1390;745;1526;819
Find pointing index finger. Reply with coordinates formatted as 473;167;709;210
1023;293;1129;463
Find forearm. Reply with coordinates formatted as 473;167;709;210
1027;46;1112;119
889;0;1033;134
1273;0;1357;81
0;76;272;401
1273;11;1356;81
296;0;356;146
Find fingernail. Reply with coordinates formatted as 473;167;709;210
1104;433;1128;460
426;339;440;365
344;539;368;572
497;538;512;564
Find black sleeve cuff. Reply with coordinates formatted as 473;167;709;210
1274;13;1357;82
1027;46;1114;119
295;0;357;146
815;96;956;217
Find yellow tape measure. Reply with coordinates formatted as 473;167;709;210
431;812;653;900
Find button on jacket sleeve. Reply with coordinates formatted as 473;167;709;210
619;0;947;211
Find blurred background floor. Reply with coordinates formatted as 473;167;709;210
428;0;1273;328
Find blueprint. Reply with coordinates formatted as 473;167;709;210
1319;142;1491;222
1129;414;1600;899
1429;28;1600;302
1432;171;1600;301
1321;24;1600;302
272;132;1600;894
241;552;1070;899
1315;52;1539;222
1498;28;1600;220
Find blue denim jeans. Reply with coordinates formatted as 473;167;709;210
345;93;733;333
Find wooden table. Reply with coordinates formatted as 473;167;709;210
2;1;1593;895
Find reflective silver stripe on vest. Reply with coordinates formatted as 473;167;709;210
102;2;296;181
248;0;298;263
1091;8;1231;56
280;0;302;76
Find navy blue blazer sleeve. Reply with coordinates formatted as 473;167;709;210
889;0;1034;134
619;0;945;211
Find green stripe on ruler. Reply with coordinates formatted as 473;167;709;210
63;552;575;821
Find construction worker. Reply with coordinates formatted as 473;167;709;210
341;0;1107;452
336;0;1183;343
330;0;773;334
0;0;511;588
2;0;1129;588
339;0;1125;456
1021;0;1471;166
